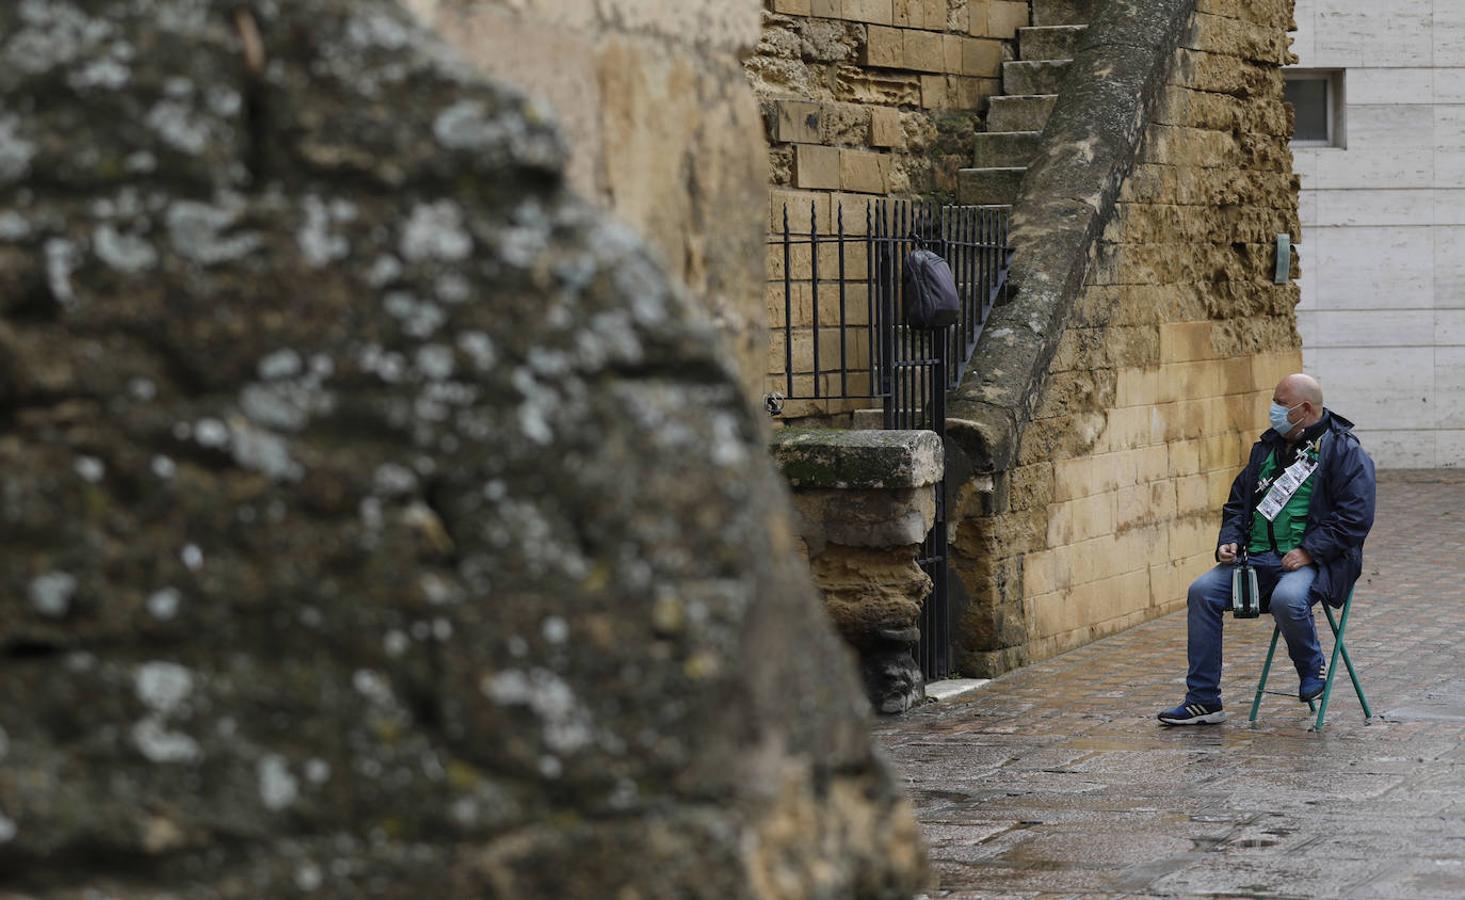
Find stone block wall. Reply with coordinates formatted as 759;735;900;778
771;429;945;713
404;0;770;400
747;0;1029;419
947;0;1304;674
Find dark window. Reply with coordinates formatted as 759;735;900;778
1286;78;1329;142
1284;71;1344;147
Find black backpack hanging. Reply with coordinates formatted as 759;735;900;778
902;244;960;330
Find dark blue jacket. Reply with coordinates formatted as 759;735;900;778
1217;410;1376;608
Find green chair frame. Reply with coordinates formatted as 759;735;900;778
1249;587;1373;732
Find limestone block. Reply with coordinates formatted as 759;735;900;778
839;149;893;193
795;143;842;189
989;0;1031;38
869;106;904;146
1171;516;1221;559
1139;124;1238;168
1193;0;1293;29
1183;12;1291;64
1051;456;1095;503
771;428;944;489
1169;48;1281;98
1023;549;1063;596
1115;366;1160;407
964;38;1005;77
775;100;825;144
791;484;938;550
943;34;966;74
1160;321;1220;363
813;0;841;17
950;76;1000;110
864;24;905;67
1028;590;1068;640
903;28;946;73
968;0;990;35
1175;473;1210;515
843;0;895;25
1044;492;1115;546
773;0;814;13
920;74;950;108
892;0;945;29
1115;480;1178;531
769;189;834;232
923;0;948;29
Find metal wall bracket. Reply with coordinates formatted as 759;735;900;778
1274;233;1292;284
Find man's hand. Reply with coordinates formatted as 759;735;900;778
1217;543;1239;563
1282;547;1314;571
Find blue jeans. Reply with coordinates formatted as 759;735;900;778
1185;550;1324;707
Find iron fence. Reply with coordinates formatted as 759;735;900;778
767;199;1013;684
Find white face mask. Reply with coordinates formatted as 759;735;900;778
1269;400;1302;435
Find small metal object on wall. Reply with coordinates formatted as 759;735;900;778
1274;233;1292;284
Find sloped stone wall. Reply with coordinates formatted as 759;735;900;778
0;1;925;895
404;0;770;401
947;0;1302;674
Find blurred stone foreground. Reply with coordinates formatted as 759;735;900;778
0;1;924;897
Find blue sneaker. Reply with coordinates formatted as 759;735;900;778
1299;665;1327;702
1157;702;1227;725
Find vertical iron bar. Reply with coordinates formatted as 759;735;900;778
783;204;793;401
968;208;978;373
980;207;990;321
900;200;910;430
1001;207;1010;304
810;202;820;399
891;200;900;429
838;203;848;398
867;201;876;402
934;326;949;676
880;201;893;426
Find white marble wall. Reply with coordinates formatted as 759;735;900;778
1293;0;1465;467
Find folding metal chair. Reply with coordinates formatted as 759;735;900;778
1248;586;1373;732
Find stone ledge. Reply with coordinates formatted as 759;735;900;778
771;427;944;489
949;0;1198;476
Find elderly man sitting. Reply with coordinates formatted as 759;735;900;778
1159;374;1376;725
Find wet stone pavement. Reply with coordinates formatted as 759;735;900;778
876;472;1465;899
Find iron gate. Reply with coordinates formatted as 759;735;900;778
768;199;1012;682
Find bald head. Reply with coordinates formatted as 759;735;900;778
1272;373;1324;440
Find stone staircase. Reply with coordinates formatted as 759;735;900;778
958;0;1094;206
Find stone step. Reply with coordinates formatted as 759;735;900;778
1032;0;1093;27
957;167;1025;205
1019;25;1086;62
986;94;1057;133
1003;59;1071;95
972;130;1041;168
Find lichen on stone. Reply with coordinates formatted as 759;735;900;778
0;0;924;894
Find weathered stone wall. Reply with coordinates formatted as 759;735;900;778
403;0;770;400
947;0;1303;674
747;0;1029;419
771;430;944;714
0;0;925;895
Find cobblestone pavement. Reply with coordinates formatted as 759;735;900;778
876;472;1465;899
